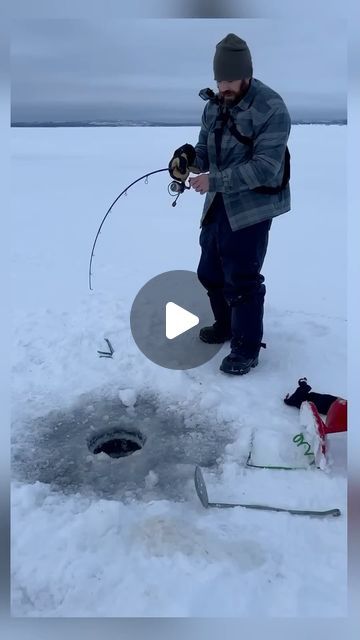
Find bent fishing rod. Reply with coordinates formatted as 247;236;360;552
88;168;191;291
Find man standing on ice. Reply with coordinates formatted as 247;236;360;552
169;33;291;375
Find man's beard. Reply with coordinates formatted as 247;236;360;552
221;91;241;106
220;82;250;106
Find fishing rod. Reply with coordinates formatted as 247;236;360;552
88;168;190;291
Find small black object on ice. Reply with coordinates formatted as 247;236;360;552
88;428;145;459
97;338;114;358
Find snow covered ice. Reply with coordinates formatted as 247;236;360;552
11;124;347;616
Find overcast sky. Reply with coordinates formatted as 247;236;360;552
11;18;347;123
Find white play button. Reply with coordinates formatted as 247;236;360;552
130;270;223;370
165;302;199;340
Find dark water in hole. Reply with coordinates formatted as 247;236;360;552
12;392;234;502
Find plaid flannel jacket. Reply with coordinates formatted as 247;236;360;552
194;78;291;231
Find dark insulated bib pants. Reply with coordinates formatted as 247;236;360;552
197;193;271;358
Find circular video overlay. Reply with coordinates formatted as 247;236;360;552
130;270;223;370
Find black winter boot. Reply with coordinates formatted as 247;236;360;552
220;352;259;375
199;321;231;344
219;338;266;376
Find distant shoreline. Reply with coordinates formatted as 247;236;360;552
12;120;347;127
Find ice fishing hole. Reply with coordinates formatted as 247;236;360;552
87;427;146;459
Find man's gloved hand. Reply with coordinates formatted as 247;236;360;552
168;143;197;182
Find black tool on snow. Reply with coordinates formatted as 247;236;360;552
97;338;114;359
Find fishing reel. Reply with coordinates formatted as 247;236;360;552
168;179;191;207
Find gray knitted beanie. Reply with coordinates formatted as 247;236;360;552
213;33;253;81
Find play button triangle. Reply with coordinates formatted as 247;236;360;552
165;302;199;340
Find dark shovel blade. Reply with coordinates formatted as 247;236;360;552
194;465;209;508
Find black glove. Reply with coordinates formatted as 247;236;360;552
168;143;197;182
284;377;339;414
284;378;312;408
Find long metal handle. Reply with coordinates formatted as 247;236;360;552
209;502;341;517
